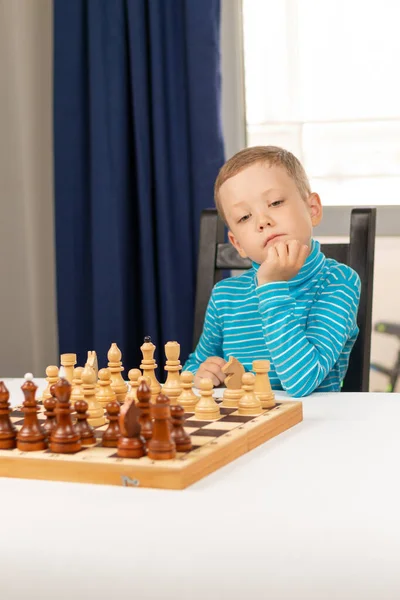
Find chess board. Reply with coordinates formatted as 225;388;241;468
0;397;303;490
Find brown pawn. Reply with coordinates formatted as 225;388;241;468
102;400;121;448
50;376;82;454
17;373;47;451
42;394;57;438
117;401;145;458
136;378;153;442
147;393;176;460
170;405;192;452
74;400;96;446
0;381;17;449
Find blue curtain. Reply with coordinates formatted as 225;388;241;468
53;0;224;373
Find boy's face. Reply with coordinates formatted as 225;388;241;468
220;162;323;265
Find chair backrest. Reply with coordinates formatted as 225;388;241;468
193;207;376;393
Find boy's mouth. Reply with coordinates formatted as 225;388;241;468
264;233;285;247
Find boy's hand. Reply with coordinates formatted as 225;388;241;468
194;357;227;388
257;240;309;286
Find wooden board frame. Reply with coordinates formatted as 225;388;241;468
0;401;302;490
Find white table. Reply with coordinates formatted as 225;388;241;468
1;378;400;600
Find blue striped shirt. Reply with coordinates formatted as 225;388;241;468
184;239;361;397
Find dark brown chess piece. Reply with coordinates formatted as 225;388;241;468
42;392;57;438
147;393;176;460
117;401;145;458
102;400;121;447
49;376;82;454
17;374;48;451
0;381;17;449
74;399;96;446
136;379;153;442
170;405;192;452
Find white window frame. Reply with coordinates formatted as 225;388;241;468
220;0;400;236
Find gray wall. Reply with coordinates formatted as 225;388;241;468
0;0;58;377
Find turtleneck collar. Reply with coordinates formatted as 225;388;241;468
251;238;325;289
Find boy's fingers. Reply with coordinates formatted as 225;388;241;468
287;240;301;261
202;362;225;383
205;356;226;368
274;241;289;261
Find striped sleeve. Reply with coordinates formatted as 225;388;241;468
255;267;361;397
183;293;223;374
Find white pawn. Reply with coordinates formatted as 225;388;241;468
126;368;141;403
238;373;262;416
42;365;59;401
178;372;199;412
70;366;84;408
96;368;117;409
194;378;220;421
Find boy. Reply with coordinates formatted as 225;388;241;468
183;146;361;397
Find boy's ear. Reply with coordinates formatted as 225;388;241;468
228;230;248;258
308;193;323;226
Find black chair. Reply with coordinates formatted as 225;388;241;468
193;207;376;393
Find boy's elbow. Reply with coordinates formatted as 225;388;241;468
281;376;319;398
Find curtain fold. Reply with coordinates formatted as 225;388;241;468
53;0;224;372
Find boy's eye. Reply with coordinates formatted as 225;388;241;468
238;214;251;223
270;199;284;207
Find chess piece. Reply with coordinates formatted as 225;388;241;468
238;373;262;415
60;353;77;384
140;336;161;401
170;405;192;452
221;356;245;408
194;378;220;420
82;364;106;427
87;350;98;380
74;399;96;445
162;341;182;405
126;368;141;403
50;373;82;453
177;371;198;412
117;401;145;458
107;343;128;403
17;373;48;451
0;381;17;449
102;401;121;447
96;368;117;409
253;360;276;408
136;378;153;442
42;365;59;401
70;366;84;407
147;393;176;460
42;394;57;438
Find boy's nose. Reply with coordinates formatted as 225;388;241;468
257;214;272;231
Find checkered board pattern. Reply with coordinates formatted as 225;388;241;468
0;397;303;490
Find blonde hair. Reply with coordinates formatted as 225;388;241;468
214;146;312;224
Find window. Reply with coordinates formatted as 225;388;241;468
242;0;400;206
